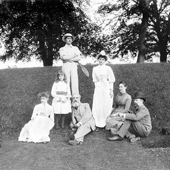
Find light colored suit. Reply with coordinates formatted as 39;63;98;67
118;104;152;138
59;44;81;94
70;103;96;142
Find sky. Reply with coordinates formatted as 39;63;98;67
82;0;120;34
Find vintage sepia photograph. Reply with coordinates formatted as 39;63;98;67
0;0;170;169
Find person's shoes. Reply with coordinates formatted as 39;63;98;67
69;140;83;146
111;129;118;135
108;135;123;141
55;125;60;130
69;131;75;140
42;141;49;144
130;137;140;143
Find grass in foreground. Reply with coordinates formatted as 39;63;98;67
0;127;170;170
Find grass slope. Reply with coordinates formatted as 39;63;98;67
0;130;170;170
0;63;170;137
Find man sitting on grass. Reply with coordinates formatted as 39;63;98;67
108;91;152;143
69;94;96;146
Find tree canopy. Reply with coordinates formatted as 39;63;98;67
98;0;170;62
1;0;170;64
0;0;102;66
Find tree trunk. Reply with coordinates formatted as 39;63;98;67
42;56;53;66
159;14;170;62
137;0;149;63
46;39;54;66
137;44;146;63
38;37;53;66
160;42;167;62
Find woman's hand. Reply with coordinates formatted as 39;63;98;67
56;97;61;102
61;97;68;103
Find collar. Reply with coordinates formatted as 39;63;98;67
136;104;145;111
98;64;106;67
65;44;73;48
118;92;127;96
41;103;47;106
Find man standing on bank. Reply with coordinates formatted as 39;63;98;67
108;91;152;143
59;33;82;95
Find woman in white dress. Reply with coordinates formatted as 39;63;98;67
92;52;115;131
18;92;54;143
51;70;71;129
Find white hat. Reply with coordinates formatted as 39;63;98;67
62;33;75;42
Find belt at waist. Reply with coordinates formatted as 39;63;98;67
56;91;67;95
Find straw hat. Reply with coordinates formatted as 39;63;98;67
62;33;75;42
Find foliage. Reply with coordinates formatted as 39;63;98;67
0;0;101;66
98;0;170;62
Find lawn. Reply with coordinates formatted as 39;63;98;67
0;128;170;170
0;63;170;169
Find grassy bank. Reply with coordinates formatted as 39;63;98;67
0;63;170;135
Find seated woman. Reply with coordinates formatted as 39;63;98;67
105;81;132;134
18;92;54;143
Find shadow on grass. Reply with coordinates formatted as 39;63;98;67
140;130;170;149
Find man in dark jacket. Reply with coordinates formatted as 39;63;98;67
108;91;152;143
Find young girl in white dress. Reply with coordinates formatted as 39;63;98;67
18;92;54;143
51;70;71;129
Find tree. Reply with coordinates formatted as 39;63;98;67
0;0;100;66
137;0;150;63
97;0;170;62
148;0;170;62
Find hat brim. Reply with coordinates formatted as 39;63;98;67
135;97;146;102
62;35;75;42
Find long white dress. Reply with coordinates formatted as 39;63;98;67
92;64;115;128
51;81;71;114
18;103;54;143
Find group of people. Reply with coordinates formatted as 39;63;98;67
18;33;152;145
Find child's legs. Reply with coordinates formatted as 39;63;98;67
61;114;67;128
55;114;61;129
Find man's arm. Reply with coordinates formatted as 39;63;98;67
69;55;81;62
70;47;82;62
59;47;67;60
125;108;148;121
78;103;92;125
